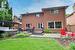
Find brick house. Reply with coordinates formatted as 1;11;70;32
21;6;68;33
66;3;75;32
66;12;75;32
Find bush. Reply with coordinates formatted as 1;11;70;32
44;29;51;33
15;32;30;38
0;31;5;38
2;32;12;38
70;42;75;50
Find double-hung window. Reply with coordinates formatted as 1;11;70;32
51;9;59;15
35;14;40;17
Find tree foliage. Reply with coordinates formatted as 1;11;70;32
0;0;12;21
0;0;13;27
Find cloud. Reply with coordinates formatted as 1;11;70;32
24;0;67;13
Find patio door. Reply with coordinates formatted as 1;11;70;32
26;24;30;29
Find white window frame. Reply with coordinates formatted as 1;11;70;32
37;23;43;29
48;21;63;29
35;14;40;17
55;21;63;29
51;9;59;15
48;21;54;29
54;10;59;14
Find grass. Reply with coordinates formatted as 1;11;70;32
0;38;66;50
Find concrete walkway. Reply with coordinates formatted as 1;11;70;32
30;34;61;38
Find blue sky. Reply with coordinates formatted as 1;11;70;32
8;0;75;17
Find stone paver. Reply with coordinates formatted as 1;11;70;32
30;34;61;38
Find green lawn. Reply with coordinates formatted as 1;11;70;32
0;38;66;50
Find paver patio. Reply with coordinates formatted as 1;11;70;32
30;34;61;38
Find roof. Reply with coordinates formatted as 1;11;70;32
21;6;68;16
42;6;68;10
21;12;43;16
67;12;75;18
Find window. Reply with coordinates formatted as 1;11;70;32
51;9;59;15
48;22;54;28
38;23;43;28
35;14;40;17
48;21;62;29
26;24;30;28
55;22;62;28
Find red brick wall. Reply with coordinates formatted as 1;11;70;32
66;13;75;32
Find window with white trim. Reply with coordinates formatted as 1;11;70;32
38;23;43;28
35;14;40;17
48;21;62;29
55;22;62;28
48;22;54;28
51;9;59;15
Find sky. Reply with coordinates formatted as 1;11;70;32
8;0;75;17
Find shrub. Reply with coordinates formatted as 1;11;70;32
15;32;30;38
2;32;12;38
70;42;75;50
44;29;51;33
0;31;5;38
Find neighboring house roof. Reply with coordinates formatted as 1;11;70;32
21;6;68;16
67;12;75;17
13;16;22;24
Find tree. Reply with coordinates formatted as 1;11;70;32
0;11;3;20
0;0;13;27
5;0;9;9
8;8;12;21
0;0;12;21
